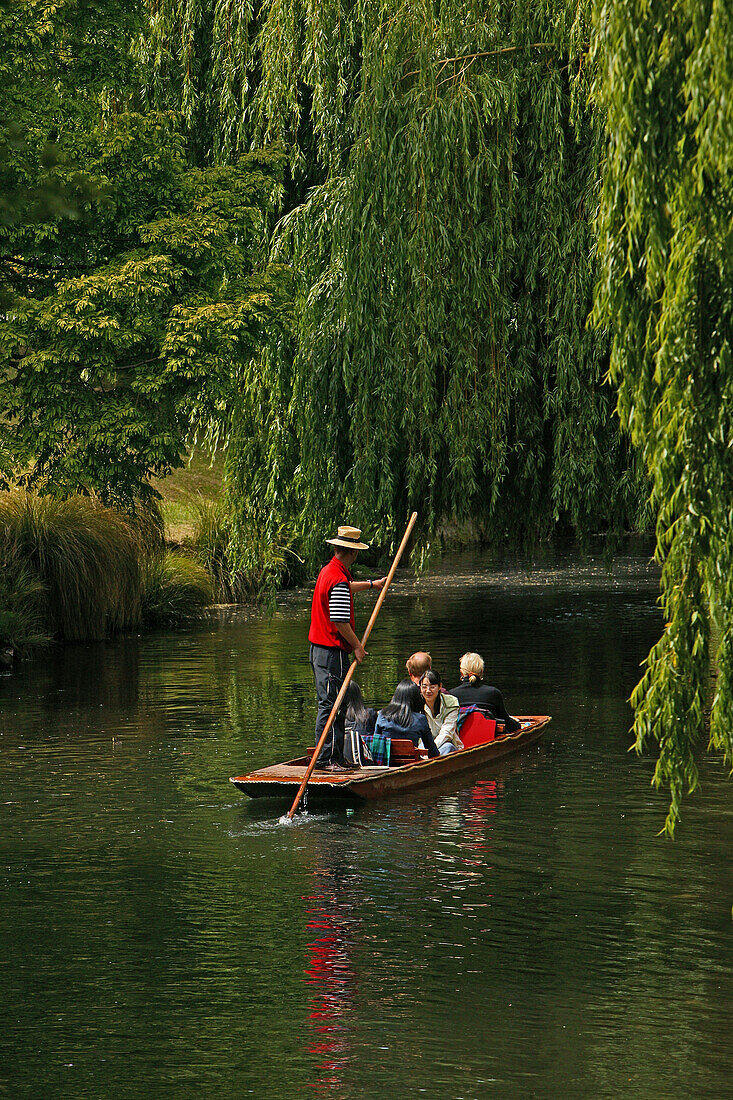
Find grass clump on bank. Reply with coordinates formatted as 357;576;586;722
0;493;142;642
0;563;50;656
0;493;216;653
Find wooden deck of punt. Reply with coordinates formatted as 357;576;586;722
230;715;550;801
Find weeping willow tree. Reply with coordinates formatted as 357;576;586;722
139;0;647;570
593;0;733;833
134;0;733;821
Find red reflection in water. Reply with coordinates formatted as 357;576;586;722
470;778;501;814
304;876;355;1096
462;778;503;856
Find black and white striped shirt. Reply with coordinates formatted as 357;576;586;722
328;581;352;622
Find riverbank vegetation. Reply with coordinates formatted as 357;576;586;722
0;492;212;648
1;0;731;826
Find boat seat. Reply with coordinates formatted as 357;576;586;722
389;738;420;764
306;737;420;766
459;713;501;748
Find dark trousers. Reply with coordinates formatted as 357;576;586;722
310;643;349;766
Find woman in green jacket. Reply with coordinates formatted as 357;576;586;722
419;670;463;755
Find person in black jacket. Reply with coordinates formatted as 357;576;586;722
450;652;521;733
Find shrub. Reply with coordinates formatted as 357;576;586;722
190;497;244;603
233;525;306;593
140;551;213;628
0;492;215;646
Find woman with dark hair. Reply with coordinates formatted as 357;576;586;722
374;679;440;757
343;680;378;767
450;651;520;733
420;669;463;754
344;680;377;736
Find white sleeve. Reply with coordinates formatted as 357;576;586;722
328;581;352;622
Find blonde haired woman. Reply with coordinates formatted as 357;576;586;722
458;652;484;685
450;652;520;733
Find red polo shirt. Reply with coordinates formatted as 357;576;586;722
308;556;355;651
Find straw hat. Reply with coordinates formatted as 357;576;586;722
326;525;370;551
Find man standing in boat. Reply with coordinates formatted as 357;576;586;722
309;525;387;771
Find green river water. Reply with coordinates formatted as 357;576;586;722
1;545;731;1099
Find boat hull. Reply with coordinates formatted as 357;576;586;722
230;715;550;801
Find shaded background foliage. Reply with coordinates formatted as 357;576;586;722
0;0;140;236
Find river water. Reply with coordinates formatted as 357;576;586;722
1;545;731;1099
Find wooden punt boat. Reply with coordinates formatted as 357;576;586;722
230;715;550;802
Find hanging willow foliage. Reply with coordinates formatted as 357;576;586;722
137;0;258;165
139;0;648;568
247;0;650;566
593;0;733;833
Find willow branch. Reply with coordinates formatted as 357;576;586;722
402;42;568;81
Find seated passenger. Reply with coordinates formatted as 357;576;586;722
419;670;463;755
344;681;377;767
344;680;377;737
375;679;440;758
405;650;432;685
450;652;520;733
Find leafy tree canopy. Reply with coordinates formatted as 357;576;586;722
0;0;141;230
0;0;292;508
